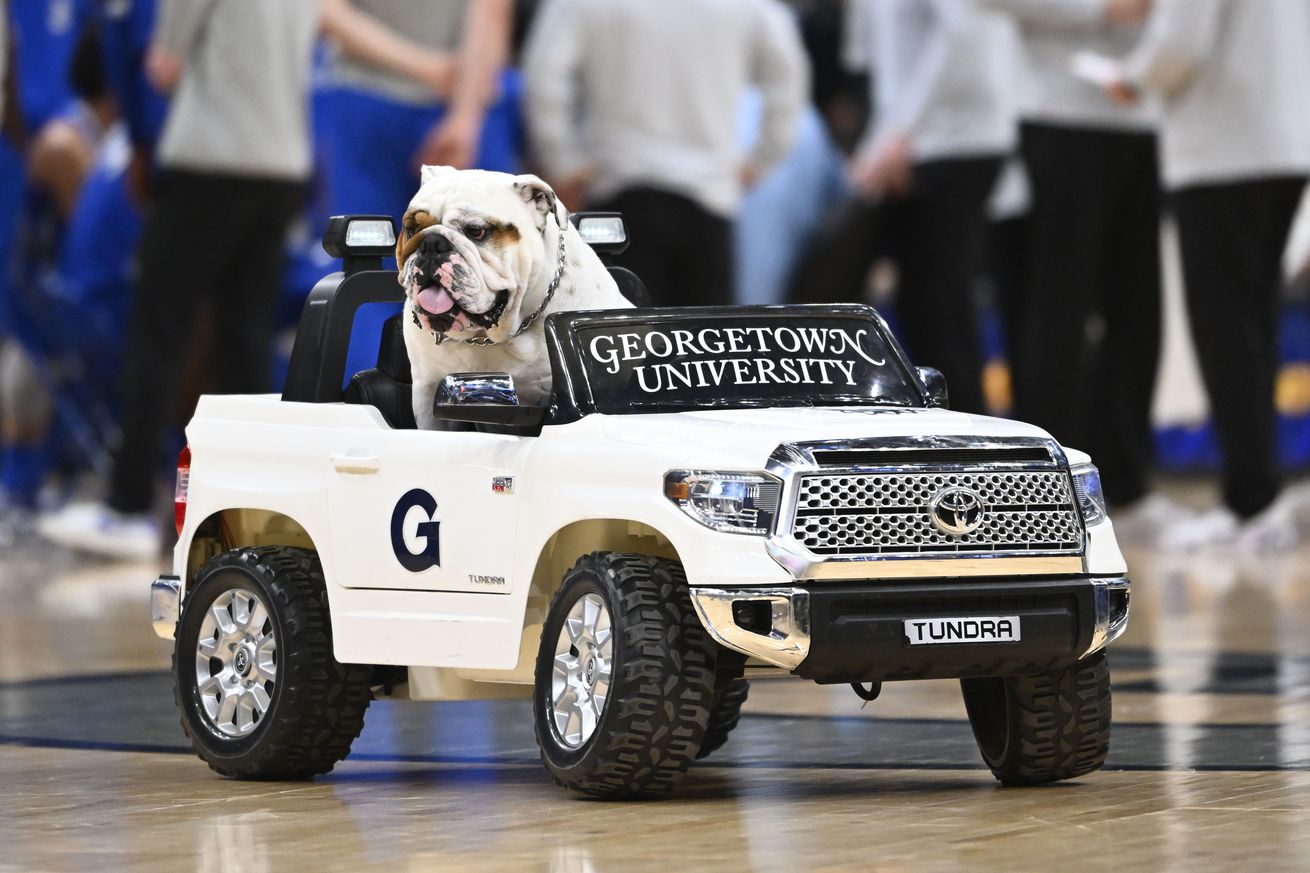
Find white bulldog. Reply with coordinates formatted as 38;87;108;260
396;166;632;430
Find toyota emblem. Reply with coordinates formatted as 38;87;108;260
929;487;985;536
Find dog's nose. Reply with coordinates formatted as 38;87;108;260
414;233;454;282
418;233;453;256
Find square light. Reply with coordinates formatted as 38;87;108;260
345;219;396;249
576;215;627;246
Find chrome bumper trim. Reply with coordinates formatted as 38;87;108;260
689;587;810;670
764;545;1084;581
1084;576;1130;657
151;576;182;639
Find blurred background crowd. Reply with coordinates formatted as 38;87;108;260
2;0;1310;560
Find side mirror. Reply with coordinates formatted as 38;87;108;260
917;366;949;409
433;373;548;428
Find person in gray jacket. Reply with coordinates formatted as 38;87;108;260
980;0;1160;513
1107;0;1310;549
522;0;808;309
40;0;322;559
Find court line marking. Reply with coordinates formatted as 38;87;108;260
0;735;1304;773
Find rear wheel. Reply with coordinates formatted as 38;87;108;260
174;546;373;779
960;652;1111;785
532;552;716;798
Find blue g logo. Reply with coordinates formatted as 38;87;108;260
391;489;441;572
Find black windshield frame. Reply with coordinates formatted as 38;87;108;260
543;305;930;422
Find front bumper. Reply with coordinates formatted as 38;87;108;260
151;575;182;639
689;575;1129;683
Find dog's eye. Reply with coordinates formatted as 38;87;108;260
465;225;489;242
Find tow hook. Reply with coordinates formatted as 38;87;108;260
850;681;882;702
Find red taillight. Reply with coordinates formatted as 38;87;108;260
175;445;191;535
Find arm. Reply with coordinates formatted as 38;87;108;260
320;0;456;98
2;0;23;150
842;0;873;73
873;0;970;145
152;0;218;59
416;0;513;168
849;0;971;199
448;0;512;124
747;0;810;178
522;0;591;192
977;0;1138;31
1122;0;1224;96
147;0;219;93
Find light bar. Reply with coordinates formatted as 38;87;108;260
570;212;629;254
577;216;626;246
321;214;398;261
344;218;396;249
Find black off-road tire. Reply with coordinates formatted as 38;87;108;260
960;651;1111;786
697;675;750;760
174;546;373;780
532;552;717;798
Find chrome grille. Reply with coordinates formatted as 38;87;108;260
789;470;1082;557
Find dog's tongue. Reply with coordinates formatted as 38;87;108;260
417;286;456;315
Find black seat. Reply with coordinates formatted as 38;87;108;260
343;314;416;429
609;266;651;307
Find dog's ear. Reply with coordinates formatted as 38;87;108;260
420;164;457;186
513;174;566;231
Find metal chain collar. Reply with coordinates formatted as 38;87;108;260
431;213;568;347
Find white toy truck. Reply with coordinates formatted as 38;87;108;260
151;215;1130;798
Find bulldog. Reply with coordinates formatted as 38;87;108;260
396;166;632;430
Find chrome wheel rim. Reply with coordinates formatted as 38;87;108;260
550;592;613;749
194;588;277;738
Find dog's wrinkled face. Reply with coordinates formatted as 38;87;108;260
397;166;560;338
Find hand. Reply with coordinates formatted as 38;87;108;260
849;132;913;201
740;162;761;191
145;46;184;93
551;169;593;212
415;110;482;170
126;144;154;208
1104;77;1140;106
1104;0;1150;26
418;52;457;99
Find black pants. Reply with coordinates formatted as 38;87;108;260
592;187;733;308
1015;123;1161;505
787;157;1002;414
1170;176;1307;518
108;171;305;514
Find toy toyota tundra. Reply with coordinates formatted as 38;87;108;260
151;215;1130;798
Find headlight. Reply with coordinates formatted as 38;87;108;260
1071;464;1107;526
664;471;781;535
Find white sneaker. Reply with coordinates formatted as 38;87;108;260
37;502;161;561
1158;506;1239;551
1110;493;1194;544
1237;501;1299;555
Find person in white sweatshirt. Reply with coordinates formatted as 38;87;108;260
790;0;1019;414
1107;0;1310;548
522;0;808;309
980;0;1160;514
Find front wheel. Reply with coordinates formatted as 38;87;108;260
532;552;717;798
960;651;1111;785
174;546;373;779
697;671;750;760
